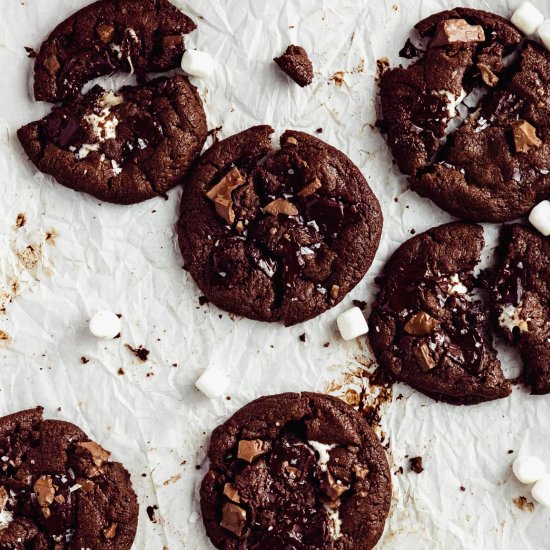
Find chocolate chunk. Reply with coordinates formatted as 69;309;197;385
206;167;246;224
237;439;267;463
223;483;241;503
321;471;348;500
96;23;115;43
413;342;437;372
103;523;118;539
512;120;542;153
274;45;314;87
404;311;439;335
297;177;322;198
43;54;60;75
478;63;499;87
34;476;55;507
78;478;95;494
431;19;485;47
220;502;247;537
409;456;424;474
74;440;111;477
263;198;299;216
285;136;298;145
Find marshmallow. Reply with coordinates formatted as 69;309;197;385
181;50;214;78
528;200;550;236
532;474;550;506
513;455;546;484
89;311;121;340
511;2;544;36
538;19;550;50
337;307;369;341
195;367;229;399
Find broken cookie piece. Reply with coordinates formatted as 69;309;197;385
274;45;314;87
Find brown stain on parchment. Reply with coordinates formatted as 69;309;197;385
331;71;346;87
45;229;58;245
375;57;390;82
513;496;534;511
163;473;182;486
0;330;11;346
15;213;26;229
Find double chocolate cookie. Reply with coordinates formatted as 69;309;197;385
491;224;550;394
380;8;550;222
178;126;383;326
369;222;511;405
0;407;138;548
200;392;391;549
34;0;195;102
18;75;207;204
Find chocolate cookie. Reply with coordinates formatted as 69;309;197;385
368;222;511;405
33;0;195;102
200;392;391;550
274;45;314;87
380;9;550;222
177;125;383;326
18;75;207;204
491;224;550;394
0;407;138;549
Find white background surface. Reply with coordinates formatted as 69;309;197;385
0;0;549;548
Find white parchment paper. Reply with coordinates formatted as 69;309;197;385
1;0;549;548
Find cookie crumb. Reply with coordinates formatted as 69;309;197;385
409;456;424;474
125;344;150;362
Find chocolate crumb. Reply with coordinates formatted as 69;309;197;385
460;486;466;492
513;496;534;512
24;47;37;58
199;296;209;306
80;357;89;364
117;368;125;375
353;300;367;310
409;456;424;474
125;344;150;362
146;505;159;523
299;333;306;342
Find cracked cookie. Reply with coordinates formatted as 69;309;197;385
177;125;383;326
200;392;391;550
491;224;550;394
33;0;195;102
368;222;512;405
380;8;550;222
18;75;207;204
0;407;138;549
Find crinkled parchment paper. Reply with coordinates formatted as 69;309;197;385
1;0;549;548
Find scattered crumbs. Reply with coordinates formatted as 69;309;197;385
163;474;182;486
508;450;514;454
146;505;159;523
316;128;323;133
199;296;209;306
513;496;534;512
352;300;367;310
460;486;466;492
24;46;36;58
45;229;58;245
0;330;11;344
409;456;424;474
299;333;306;342
181;460;187;465
395;466;404;475
125;344;150;362
410;229;416;234
331;71;346;87
15;213;26;228
146;372;154;378
375;57;390;82
323;342;330;347
117;368;125;376
80;356;89;364
352;58;365;74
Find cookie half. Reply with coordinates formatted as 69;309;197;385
18;75;207;204
178;126;383;326
380;8;550;222
491;224;550;394
200;392;391;550
34;0;195;102
368;222;511;405
0;407;138;549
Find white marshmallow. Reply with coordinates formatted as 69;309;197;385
89;311;121;340
337;307;369;341
195;367;229;399
511;2;544;36
538;20;550;50
528;200;550;236
532;474;550;506
181;50;214;78
513;455;546;484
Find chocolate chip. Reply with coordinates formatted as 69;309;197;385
512;120;542;153
237;439;267;463
220;502;247;537
206;167;246;224
33;476;55;507
103;522;118;539
223;483;241;503
44;54;61;75
404;311;438;336
431;19;485;47
263;198;299;216
96;23;115;43
478;63;499;87
413;342;437;372
297;177;322;198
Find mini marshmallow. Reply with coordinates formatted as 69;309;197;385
89;311;121;340
532;474;550;506
538;20;550;50
337;307;369;341
181;50;214;78
195;367;229;399
513;455;546;484
528;200;550;236
511;2;544;36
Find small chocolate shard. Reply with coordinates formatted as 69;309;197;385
44;54;61;75
237;439;267;463
103;523;118;539
413;342;437;372
220;502;247;537
34;476;55;507
297;177;322;198
96;24;115;43
263;198;299;216
78;479;96;493
477;63;499;87
206;167;246;225
74;441;111;477
512;120;542;153
330;285;340;300
404;311;438;336
223;483;241;503
321;472;349;500
431;19;485;48
409;456;424;474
